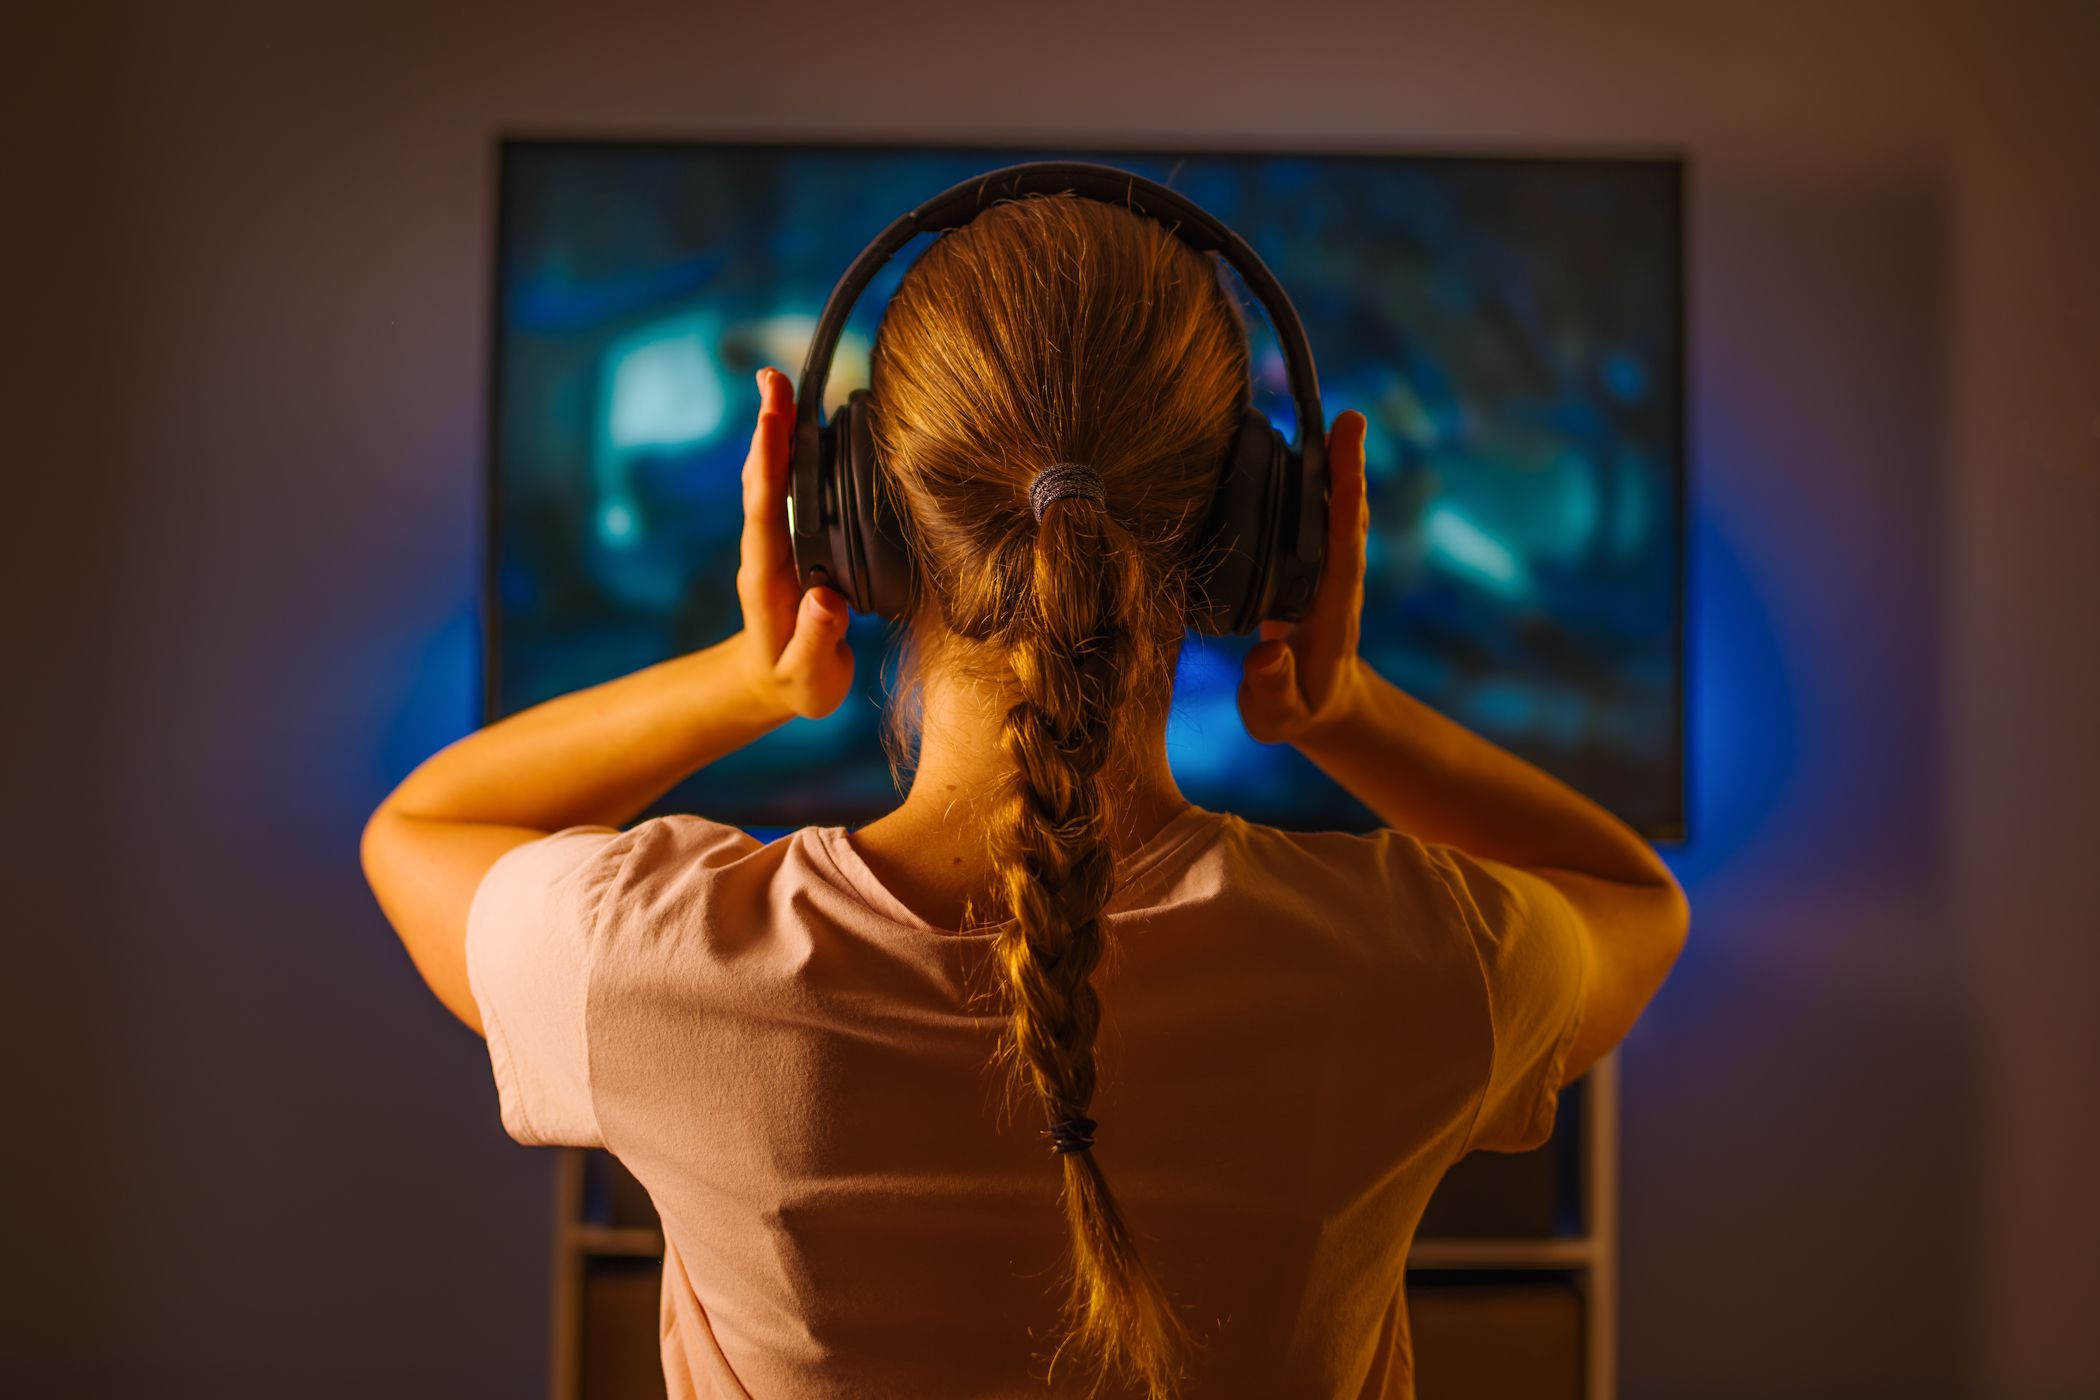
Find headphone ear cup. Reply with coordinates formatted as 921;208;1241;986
839;388;914;621
792;399;842;595
1186;406;1287;636
1266;420;1328;625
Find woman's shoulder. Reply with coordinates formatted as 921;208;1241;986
582;813;784;916
1211;810;1436;879
1184;813;1460;943
621;811;770;861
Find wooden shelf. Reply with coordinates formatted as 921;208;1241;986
1409;1235;1596;1270
566;1222;1595;1271
567;1225;665;1258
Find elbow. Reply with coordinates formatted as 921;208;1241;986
1622;871;1691;989
1660;875;1691;943
359;804;404;899
1652;878;1692;980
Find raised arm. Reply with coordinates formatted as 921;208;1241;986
1237;410;1689;1086
361;367;852;1031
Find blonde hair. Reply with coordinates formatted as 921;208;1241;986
868;191;1251;1398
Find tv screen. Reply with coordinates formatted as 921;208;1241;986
487;140;1685;841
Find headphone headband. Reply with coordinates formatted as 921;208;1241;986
793;161;1324;458
789;158;1329;635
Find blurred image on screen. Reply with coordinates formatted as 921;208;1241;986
489;142;1684;839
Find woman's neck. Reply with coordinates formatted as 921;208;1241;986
843;676;1192;928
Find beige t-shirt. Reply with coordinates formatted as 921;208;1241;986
466;803;1587;1399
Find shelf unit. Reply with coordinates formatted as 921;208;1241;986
541;1049;1617;1398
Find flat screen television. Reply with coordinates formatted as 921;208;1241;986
486;139;1686;842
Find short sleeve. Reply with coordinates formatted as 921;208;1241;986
464;823;632;1149
1422;841;1592;1156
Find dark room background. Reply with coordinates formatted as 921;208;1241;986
9;1;2096;1396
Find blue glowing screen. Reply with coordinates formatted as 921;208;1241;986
490;142;1684;840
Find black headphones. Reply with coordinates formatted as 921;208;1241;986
788;160;1329;637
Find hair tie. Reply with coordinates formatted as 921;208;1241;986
1028;462;1106;522
1042;1114;1099;1155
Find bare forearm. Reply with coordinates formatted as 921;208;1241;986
1298;660;1673;887
374;631;790;832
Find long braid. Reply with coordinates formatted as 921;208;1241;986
986;487;1198;1399
862;188;1252;1397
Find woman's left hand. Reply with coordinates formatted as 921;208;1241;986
736;366;855;721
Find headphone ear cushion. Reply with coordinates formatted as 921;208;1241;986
1186;405;1287;635
839;388;914;621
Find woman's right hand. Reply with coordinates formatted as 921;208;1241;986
1236;408;1371;748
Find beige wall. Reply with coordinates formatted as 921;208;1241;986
11;1;2094;1394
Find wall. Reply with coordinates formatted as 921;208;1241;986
9;1;2095;1395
